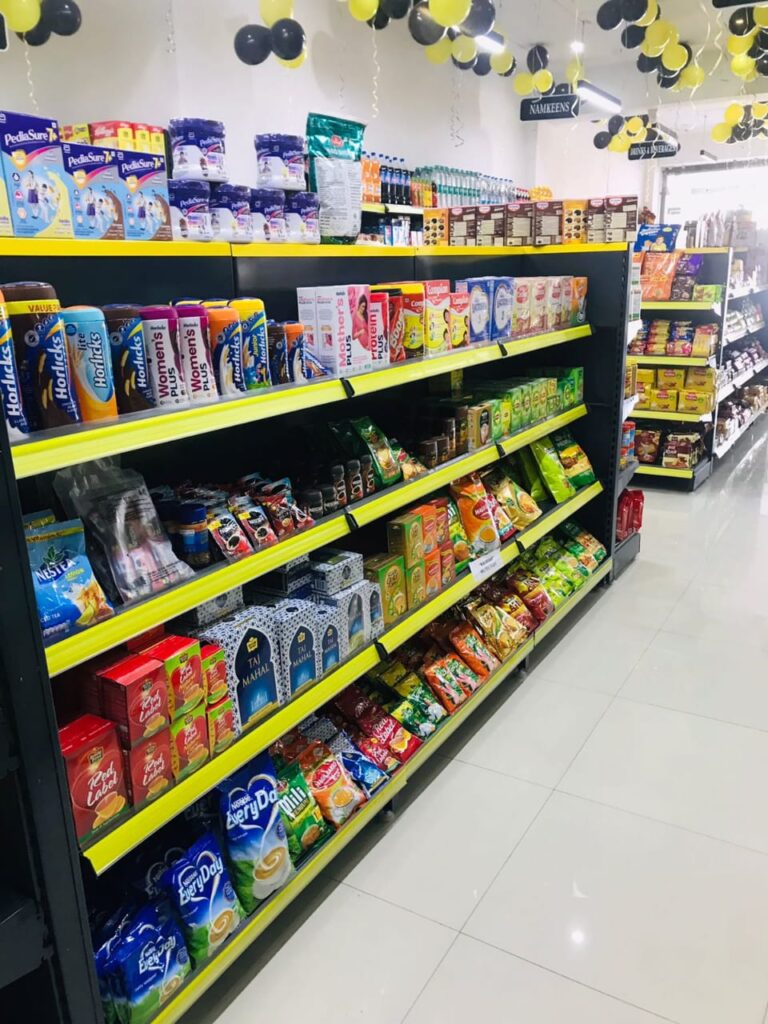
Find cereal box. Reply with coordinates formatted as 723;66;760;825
60;123;91;144
504;201;533;246
387;512;425;567
409;503;437;554
123;729;174;808
424;549;442;598
142;636;205;720
94;653;169;748
363;554;407;626
207;696;238;757
91;120;134;150
405;560;426;609
424;279;451;358
201;643;228;706
59;715;128;841
449;292;470;349
170;702;209;781
0;110;74;238
114;150;171;242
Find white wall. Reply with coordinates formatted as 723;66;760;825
534;119;650;202
0;0;538;187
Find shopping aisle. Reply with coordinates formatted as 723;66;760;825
191;422;768;1024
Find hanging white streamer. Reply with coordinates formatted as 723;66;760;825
165;0;176;55
371;23;380;121
451;67;465;148
23;44;39;113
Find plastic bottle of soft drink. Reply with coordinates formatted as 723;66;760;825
381;156;391;205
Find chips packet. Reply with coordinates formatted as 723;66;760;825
328;730;390;795
514;449;547;504
529;436;577;503
449;473;500;557
508;569;555;622
277;760;332;863
483;468;542;529
448;622;500;678
560;521;607;564
532;560;573;607
465;599;528;659
297;741;366;827
219;753;294;914
551;429;596;489
423;658;467;713
392;672;448;724
443;653;482;695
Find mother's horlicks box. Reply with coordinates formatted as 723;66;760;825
62;143;124;240
0;111;73;238
115;150;172;242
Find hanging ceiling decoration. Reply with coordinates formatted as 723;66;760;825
721;6;768;82
4;0;83;48
234;0;307;67
595;0;705;92
593;113;680;157
710;99;768;141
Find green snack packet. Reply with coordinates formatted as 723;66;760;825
560;521;607;564
351;416;402;487
552;429;596;489
387;697;436;738
277;761;332;864
393;673;448;724
306;112;365;244
533;560;573;606
529;436;577;503
515;449;548;504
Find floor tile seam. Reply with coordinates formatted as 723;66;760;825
447;751;560;789
336;877;461;933
450;935;681;1024
400;931;463;1024
616;692;768;736
551;787;768;860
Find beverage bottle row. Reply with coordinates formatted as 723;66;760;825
361;153;438;208
414;166;518;208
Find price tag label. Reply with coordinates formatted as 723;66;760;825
469;549;504;584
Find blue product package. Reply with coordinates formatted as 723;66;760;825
60;307;118;422
103;304;155;413
93;904;134;1024
0;300;29;440
26;518;114;640
490;276;514;342
18;308;81;430
168;179;211;242
61;143;124;240
219;752;294;914
275;599;320;699
328;730;389;797
208;310;246;396
115;151;172;242
457;277;492;344
313;603;345;673
110;902;190;1023
161;832;243;968
168;118;227;183
0;110;74;238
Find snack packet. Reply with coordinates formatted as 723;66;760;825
328;730;391;794
509;569;555;622
351;416;402;487
551;429;596;489
26;518;114;639
483;468;541;528
529;436;576;503
355;702;422;762
443;653;482;695
298;741;366;828
496;590;538;633
220;753;294;914
465;600;528;659
161;832;243;967
560;521;607;564
277;760;332;863
514;449;547;504
532;559;573;607
392;672;448;724
447;498;472;569
450;473;500;557
448;622;500;678
558;533;599;574
423;657;467;713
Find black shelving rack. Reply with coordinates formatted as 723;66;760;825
0;238;634;1024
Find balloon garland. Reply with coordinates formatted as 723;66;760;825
5;0;83;47
710;100;768;143
595;0;705;92
722;6;768;82
234;0;307;67
592;113;679;155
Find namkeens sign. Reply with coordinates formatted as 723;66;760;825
520;94;580;121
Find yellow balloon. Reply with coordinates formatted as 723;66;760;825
425;37;453;64
635;127;648;142
711;122;732;143
348;0;378;21
608;135;631;153
565;57;583;85
640;37;665;58
533;69;554;93
646;20;678;50
746;67;759;82
636;0;658;26
259;0;293;27
277;49;307;67
755;6;768;28
4;0;40;32
513;71;535;96
727;32;756;56
490;49;514;74
753;100;768;118
724;102;745;124
731;53;756;77
428;0;471;28
679;63;706;88
662;42;689;71
451;35;476;62
626;115;644;134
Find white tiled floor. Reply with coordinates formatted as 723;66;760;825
195;422;768;1024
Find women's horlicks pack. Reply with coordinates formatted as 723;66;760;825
0;110;74;238
115;150;172;242
61;142;125;240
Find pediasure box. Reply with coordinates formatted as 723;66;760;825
0;176;11;236
314;284;373;375
0;110;74;238
114;149;172;242
61;142;125;240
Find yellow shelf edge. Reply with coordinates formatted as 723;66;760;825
640;301;716;311
13;329;592;479
627;355;712;367
45;404;589;675
635;464;694;478
416;242;627;257
233;242;415;258
533;559;612;643
632;409;709;422
499;404;587;456
516;481;603;550
0;238;231;258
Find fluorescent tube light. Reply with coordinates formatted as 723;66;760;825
475;30;506;53
576;80;622;114
700;149;718;161
571;40;585;54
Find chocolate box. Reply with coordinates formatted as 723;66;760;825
449;206;477;247
504;202;533;247
533;200;563;246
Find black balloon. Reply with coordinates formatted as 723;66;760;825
621;24;646;48
757;52;768;74
732;122;751;141
658;68;680;88
451;54;477;69
46;0;81;36
554;81;572;93
368;9;390;28
17;22;51;45
641;114;650;124
748;36;762;58
473;52;492;75
381;0;411;17
460;0;495;37
621;0;647;21
270;18;305;60
234;24;272;64
645;127;659;141
409;2;444;44
501;57;517;76
608;114;625;135
729;7;755;35
594;131;612;149
596;0;622;31
636;52;659;72
526;44;549;72
757;29;768;52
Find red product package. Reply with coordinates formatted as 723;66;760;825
449;623;500;678
616;489;633;542
509;570;555;622
200;643;228;706
497;591;538;634
334;684;376;722
630;489;645;532
641;251;681;301
123;729;174;808
387;291;406;362
59;715;129;841
93;653;169;748
443;653;482;695
423;657;468;713
346;724;400;772
356;704;422;762
142;635;205;719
